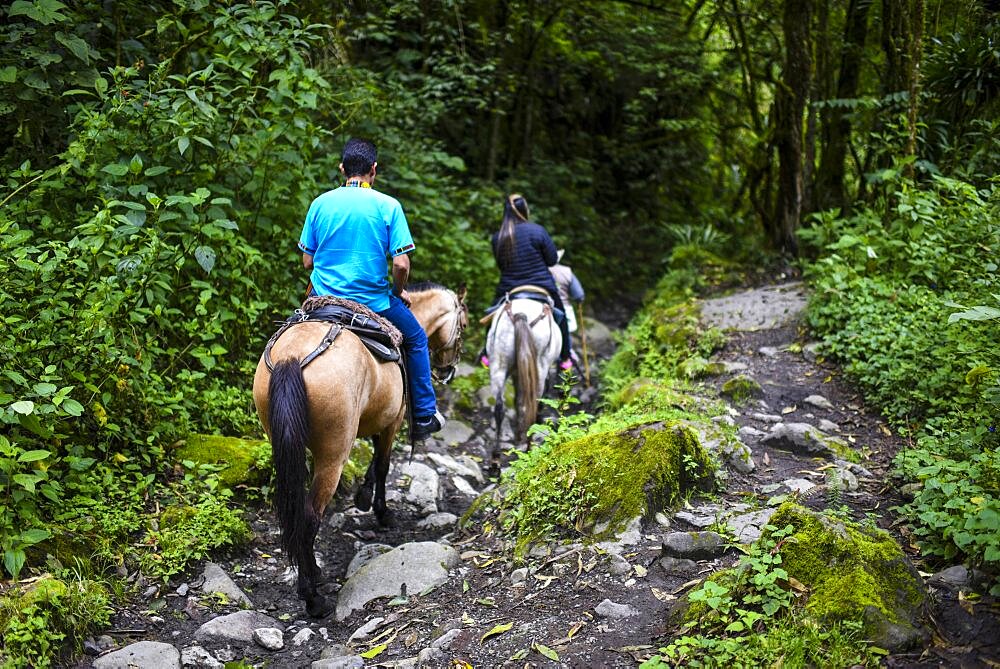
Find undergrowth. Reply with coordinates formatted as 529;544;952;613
802;175;1000;591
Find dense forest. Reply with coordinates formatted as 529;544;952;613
1;0;998;665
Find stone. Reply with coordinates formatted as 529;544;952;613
417;647;446;667
758;346;779;357
802;342;822;362
750;412;783;424
451;475;478;496
336;542;459;621
193;610;282;643
180;645;222;668
320;644;354;659
595;598;638;619
721;375;764;403
654;512;671;528
659;556;697;573
660;531;727;559
426;452;484;483
430;628;462;650
827;467;859;492
291;627;315;646
927;565;970;589
417;512;458;529
761;422;846;459
201;562;252;606
510;567;529;585
433;419;475;445
818;419;840;433
726;508;776;543
346;543;394;579
674;511;718;528
311;657;364;669
398;461;440;514
698;283;807;331
804;394;835;411
347;617;384;643
93;641;180;669
253;627;284;651
608;554;632;576
738;425;766;440
780;478;817;494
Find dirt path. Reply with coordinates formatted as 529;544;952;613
76;284;1000;669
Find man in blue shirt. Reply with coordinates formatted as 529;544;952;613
298;138;445;440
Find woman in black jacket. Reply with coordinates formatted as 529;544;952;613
483;193;572;370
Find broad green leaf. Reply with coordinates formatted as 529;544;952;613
32;382;57;396
177;136;190;156
194;246;216;273
17;449;51;462
13;473;40;492
9;0;68;25
11;400;35;415
480;622;513;643
20;528;51;544
4;549;26;579
0;66;16;83
61;398;84;416
102;163;129;176
145;166;170;177
129;154;144;174
55;31;90;63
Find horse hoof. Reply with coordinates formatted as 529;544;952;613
354;486;373;512
376;508;395;528
306;596;335;619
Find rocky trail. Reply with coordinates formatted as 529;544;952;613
74;283;1000;669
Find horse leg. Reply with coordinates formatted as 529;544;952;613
371;427;398;527
298;438;351;619
354;440;376;512
489;364;508;461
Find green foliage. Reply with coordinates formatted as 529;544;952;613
803;177;1000;585
0;574;111;668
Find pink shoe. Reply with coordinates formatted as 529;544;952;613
480;355;490;368
559;358;573;371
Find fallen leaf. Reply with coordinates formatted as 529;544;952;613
781;405;797;414
651;587;677;602
360;643;387;659
533;642;559;661
461;550;489;560
404;632;418;648
673;578;701;594
567;621;585;638
787;576;808;592
534;573;557;588
462;612;475;625
480;621;513;643
463;580;469;593
879;424;892;436
451;661;474;669
475;597;496;607
823;374;833;383
510;649;529;661
763;452;770;466
634;565;648;578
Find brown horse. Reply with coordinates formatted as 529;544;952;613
252;283;467;618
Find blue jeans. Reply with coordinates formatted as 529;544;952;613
378;294;437;418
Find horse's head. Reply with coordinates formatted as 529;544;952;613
410;282;468;384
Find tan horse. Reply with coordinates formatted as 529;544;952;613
252;283;467;618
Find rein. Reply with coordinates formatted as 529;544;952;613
429;291;467;383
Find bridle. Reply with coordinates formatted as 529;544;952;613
430;291;468;384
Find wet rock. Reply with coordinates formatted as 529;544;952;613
347;617;384;643
417;512;458;529
398;461;440;513
827;467;859;492
802;342;822;362
659;556;698;573
928;565;970;589
721;375;764;403
426;452;484;483
595;598;638;619
175;583;190;597
201;562;251;606
761;422;844;459
698;284;806;330
726;508;776;543
661;531;727;559
758;346;779;357
346;543;394;578
180;645;222;668
451;475;478;496
93;641;180;669
417;647;446;667
336;542;459;621
253;627;284;651
510;567;529;585
291;628;315;646
654;512;671;528
818;419;840;433
595;516;643;555
804;394;834;411
194;610;282;643
674;511;718;528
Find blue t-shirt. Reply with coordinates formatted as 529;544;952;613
298;185;414;312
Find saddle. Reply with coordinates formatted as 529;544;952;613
479;284;562;325
264;296;403;371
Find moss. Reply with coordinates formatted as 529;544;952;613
502;420;716;551
339;439;373;493
173;434;270;490
767;503;926;646
720;375;763;404
0;574;111;667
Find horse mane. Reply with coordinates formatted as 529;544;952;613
408;281;448;294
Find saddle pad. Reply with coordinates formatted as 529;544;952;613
302;296;403;348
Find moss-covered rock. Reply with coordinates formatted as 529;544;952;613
501;421;716;552
173;434;270;490
720;375;763;403
768;503;927;651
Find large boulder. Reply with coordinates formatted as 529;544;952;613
768;503;928;651
500;420;716;552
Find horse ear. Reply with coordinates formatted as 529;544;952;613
456;283;467;303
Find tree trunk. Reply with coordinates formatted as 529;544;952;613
771;0;812;255
815;0;872;212
904;0;924;177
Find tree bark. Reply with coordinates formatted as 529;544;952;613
771;0;812;255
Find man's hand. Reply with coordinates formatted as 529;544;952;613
396;289;412;307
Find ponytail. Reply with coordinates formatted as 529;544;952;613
496;194;530;268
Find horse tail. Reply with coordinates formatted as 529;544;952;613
268;358;310;567
513;312;539;440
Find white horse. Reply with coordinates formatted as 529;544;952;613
485;296;562;454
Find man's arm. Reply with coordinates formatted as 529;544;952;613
302;253;313;270
568;273;585;302
392;253;411;306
